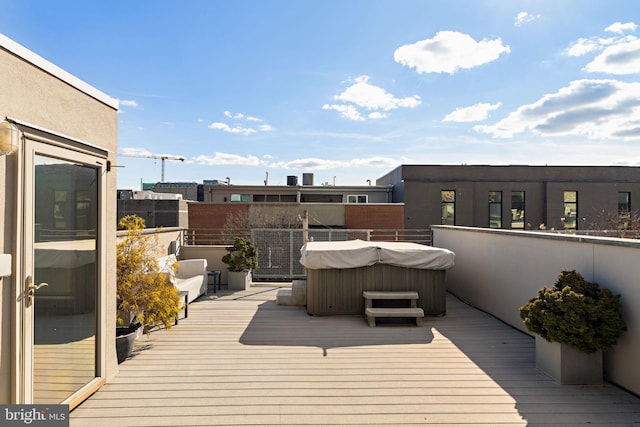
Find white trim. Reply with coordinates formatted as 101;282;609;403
0;33;119;110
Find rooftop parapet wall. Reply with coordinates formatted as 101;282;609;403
431;225;640;396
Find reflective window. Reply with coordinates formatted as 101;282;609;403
489;191;502;228
618;192;631;229
563;191;578;229
34;155;98;403
347;195;368;203
230;193;250;202
511;191;525;229
441;190;455;225
618;192;631;212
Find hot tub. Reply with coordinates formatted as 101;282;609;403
300;240;455;316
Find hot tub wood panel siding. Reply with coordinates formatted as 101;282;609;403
306;265;446;316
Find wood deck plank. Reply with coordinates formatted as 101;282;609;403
70;285;640;426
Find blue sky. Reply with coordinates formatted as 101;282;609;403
4;1;640;188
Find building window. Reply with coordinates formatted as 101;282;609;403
511;191;525;229
230;193;250;202
618;192;631;212
563;191;578;229
618;192;631;229
488;191;502;228
441;190;455;225
347;195;368;204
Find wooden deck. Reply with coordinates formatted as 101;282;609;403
71;284;640;426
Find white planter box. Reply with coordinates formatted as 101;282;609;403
535;336;603;385
228;270;251;290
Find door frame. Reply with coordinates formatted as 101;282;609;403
11;122;109;407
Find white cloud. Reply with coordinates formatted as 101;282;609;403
584;38;640;75
208;122;257;136
269;156;400;171
334;75;421;110
224;110;244;119
394;31;511;74
514;12;541;27
474;79;640;140
194;152;260;166
118;99;138;107
443;102;502;122
605;22;638;34
350;156;400;168
566;37;602;57
323;75;420;121
368;112;387;120
272;158;350;170
322;104;365;121
209;111;274;135
566;22;638;67
120;147;152;156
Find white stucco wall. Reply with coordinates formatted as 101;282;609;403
432;226;640;396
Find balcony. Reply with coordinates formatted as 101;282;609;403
72;291;640;424
84;226;640;425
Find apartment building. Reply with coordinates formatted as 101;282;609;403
377;165;640;231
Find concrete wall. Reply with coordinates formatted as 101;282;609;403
0;35;118;403
116;227;183;259
432;226;640;395
179;245;229;284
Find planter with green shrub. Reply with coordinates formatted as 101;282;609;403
222;237;258;290
519;270;627;384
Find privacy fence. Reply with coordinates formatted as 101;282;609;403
184;228;432;280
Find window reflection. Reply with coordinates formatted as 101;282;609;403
33;156;98;403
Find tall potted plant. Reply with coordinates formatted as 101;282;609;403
519;270;627;384
116;215;183;362
222;237;258;290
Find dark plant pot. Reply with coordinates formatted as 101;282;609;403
116;323;141;364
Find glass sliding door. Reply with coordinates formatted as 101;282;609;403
23;139;101;404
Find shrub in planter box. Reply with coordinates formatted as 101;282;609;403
519;270;627;384
519;270;626;354
222;237;258;291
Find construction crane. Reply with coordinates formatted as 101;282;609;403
119;153;185;182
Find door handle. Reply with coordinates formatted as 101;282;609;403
25;275;48;307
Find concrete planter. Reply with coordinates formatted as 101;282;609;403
535;336;603;385
228;270;252;290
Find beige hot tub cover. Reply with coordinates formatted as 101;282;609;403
300;239;455;270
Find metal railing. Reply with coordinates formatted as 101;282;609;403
183;228;432;246
183;228;432;280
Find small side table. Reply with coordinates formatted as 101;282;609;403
175;290;189;325
208;270;221;293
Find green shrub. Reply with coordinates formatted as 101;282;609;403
222;237;258;272
519;270;626;354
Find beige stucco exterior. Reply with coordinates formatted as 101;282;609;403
0;34;118;405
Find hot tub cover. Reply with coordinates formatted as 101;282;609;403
300;239;455;270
